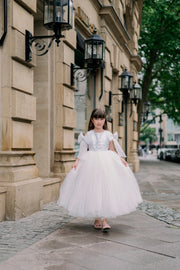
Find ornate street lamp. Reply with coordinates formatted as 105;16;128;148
26;0;73;62
71;28;105;109
118;68;134;157
84;28;105;108
84;29;105;68
130;81;142;105
118;68;133;93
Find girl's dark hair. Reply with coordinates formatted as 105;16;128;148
88;108;108;131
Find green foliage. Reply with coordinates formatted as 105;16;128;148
139;0;180;123
140;127;157;144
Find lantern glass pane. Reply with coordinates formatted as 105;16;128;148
44;0;53;24
55;0;61;22
122;75;129;89
69;0;73;27
130;89;134;99
97;43;103;59
62;0;68;23
85;42;92;60
129;76;133;89
93;43;97;59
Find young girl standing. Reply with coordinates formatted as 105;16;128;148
57;108;143;232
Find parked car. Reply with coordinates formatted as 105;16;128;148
175;149;180;162
157;145;178;160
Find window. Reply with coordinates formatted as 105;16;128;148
118;113;123;126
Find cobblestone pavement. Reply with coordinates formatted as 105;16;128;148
0;156;179;264
0;203;74;262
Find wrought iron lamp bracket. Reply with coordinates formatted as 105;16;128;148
25;30;64;62
71;63;91;86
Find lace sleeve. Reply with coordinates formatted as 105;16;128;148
111;131;126;158
77;132;88;159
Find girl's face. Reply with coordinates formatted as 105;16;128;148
92;117;105;130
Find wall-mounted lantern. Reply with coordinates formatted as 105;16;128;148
25;0;73;62
84;29;105;68
71;29;105;109
0;0;7;46
118;68;133;93
130;81;142;105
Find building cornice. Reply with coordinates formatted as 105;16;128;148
125;44;142;71
99;6;131;44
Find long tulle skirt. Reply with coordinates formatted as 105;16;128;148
57;150;143;218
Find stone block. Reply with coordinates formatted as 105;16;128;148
54;160;74;173
1;118;11;151
63;86;74;108
133;131;138;141
56;62;71;86
56;105;63;126
62;43;75;66
55;150;76;162
0;151;36;167
1;87;11;117
63;129;74;149
1;52;11;88
104;78;111;92
55;62;64;84
118;126;124;138
5;177;43;220
0;165;38;183
12;90;36;121
12;1;33;34
55;84;63;106
0;187;7;221
12;121;33;149
43;178;61;204
12;60;33;94
17;0;37;13
63;107;76;128
12;29;36;65
64;28;76;50
55;126;63;150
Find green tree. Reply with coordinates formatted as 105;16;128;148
138;0;180;132
140;127;157;145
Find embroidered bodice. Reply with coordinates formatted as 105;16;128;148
77;130;126;159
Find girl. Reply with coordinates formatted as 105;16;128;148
57;108;143;232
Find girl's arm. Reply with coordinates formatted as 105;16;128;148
73;133;88;170
72;158;79;170
109;140;127;167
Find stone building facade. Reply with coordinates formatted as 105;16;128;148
0;0;143;221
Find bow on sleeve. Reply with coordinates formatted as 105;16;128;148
112;132;126;158
77;132;88;159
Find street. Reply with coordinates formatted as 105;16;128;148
137;155;180;210
0;156;179;270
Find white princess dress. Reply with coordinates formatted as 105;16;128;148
57;130;143;218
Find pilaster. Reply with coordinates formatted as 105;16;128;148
0;0;42;220
54;29;77;174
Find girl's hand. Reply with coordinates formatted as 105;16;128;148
72;158;79;170
120;157;127;167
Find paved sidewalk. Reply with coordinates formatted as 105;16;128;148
0;210;179;270
0;203;74;263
